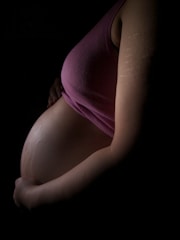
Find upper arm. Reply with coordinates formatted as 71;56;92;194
111;0;158;158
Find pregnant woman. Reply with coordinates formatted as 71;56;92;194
13;0;158;210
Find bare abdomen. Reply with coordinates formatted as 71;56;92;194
20;97;112;184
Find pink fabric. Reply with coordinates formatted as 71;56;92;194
61;0;126;138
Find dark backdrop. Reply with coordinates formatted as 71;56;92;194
1;1;178;237
2;1;128;235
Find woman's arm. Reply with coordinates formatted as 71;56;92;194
14;146;117;209
111;0;158;155
13;0;158;210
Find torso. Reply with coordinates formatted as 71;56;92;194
61;0;126;138
21;98;112;184
20;2;126;184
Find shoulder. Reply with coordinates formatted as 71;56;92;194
110;0;159;159
118;0;159;52
117;0;159;23
113;0;159;45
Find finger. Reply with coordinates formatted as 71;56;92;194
55;88;62;98
49;89;58;103
15;177;22;186
47;97;54;108
13;186;21;207
13;193;21;208
54;79;62;98
47;78;62;108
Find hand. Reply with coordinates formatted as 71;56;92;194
47;77;63;108
13;177;40;210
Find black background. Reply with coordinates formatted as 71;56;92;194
1;1;178;237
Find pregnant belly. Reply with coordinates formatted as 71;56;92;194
20;97;111;184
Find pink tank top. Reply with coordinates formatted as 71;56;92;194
61;0;126;137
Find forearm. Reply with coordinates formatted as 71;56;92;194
38;146;118;205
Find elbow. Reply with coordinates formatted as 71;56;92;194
110;129;141;164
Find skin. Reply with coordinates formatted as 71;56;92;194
13;0;158;210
